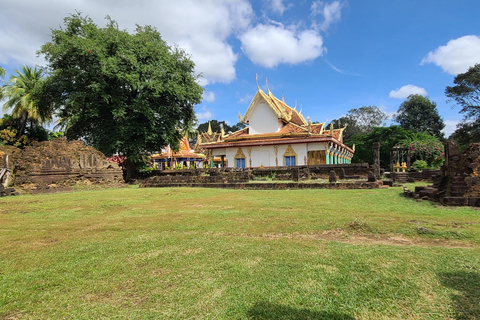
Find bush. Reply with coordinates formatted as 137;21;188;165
412;160;428;171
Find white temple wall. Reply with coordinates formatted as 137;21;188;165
218;143;310;168
248;101;283;135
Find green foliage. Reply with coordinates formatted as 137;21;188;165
445;63;480;121
394;94;445;138
446;64;480;149
412;160;428;171
48;131;64;140
0;65;5;100
2;66;51;138
175;162;184;170
348;125;412;169
399;131;444;169
329;106;389;142
449;119;480;151
0;114;48;147
0;128;20;146
327;106;388;142
36;13;203;179
197;120;246;135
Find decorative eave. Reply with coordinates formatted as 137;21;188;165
202;135;354;153
151;151;206;160
241;86;307;126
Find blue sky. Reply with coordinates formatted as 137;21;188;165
1;0;479;136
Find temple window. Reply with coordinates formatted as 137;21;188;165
234;148;246;168
283;145;297;166
235;158;246;168
284;156;296;166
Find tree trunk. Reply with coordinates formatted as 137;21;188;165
16;113;28;139
123;159;136;182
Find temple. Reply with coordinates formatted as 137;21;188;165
151;136;205;169
199;83;354;168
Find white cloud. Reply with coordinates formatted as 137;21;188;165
443;119;460;137
266;0;290;15
239;93;254;104
377;105;395;120
202;91;215;103
240;24;325;68
311;1;343;31
196;105;214;121
421;35;480;75
389;85;428;99
0;0;254;85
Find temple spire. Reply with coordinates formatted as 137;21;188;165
207;121;213;135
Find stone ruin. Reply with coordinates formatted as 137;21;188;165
0;151;18;197
0;138;124;193
404;141;480;207
140;164;386;190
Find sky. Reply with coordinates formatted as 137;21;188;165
1;0;479;136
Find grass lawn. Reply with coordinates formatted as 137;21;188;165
1;185;479;319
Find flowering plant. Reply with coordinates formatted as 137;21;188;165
398;132;444;169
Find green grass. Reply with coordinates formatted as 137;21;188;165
1;186;479;319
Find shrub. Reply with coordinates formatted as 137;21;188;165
412;160;428;171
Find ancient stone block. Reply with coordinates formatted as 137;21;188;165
329;170;337;183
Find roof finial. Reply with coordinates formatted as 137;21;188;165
255;73;260;90
207;121;213;135
282;91;285;103
299;104;302;115
294;100;297;110
266;77;270;93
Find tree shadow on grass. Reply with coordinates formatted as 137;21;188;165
439;271;480;319
247;301;356;320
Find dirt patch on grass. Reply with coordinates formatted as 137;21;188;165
317;230;475;248
223;231;475;248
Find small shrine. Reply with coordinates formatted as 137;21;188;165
151;136;205;170
195;122;227;168
390;146;411;172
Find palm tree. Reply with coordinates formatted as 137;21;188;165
0;65;6;100
2;66;51;137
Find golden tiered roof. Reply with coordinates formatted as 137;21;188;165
152;136;205;160
199;84;352;153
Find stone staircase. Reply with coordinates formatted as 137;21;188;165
393;172;409;184
450;174;469;197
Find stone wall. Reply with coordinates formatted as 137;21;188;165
0;139;124;192
140;163;381;190
404;141;480;207
147;163;371;181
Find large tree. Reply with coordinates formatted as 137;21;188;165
394;94;445;138
2;66;51;138
445;63;480;120
446;64;480;147
36;14;203;179
0;65;5;100
449;119;480;151
327;106;388;142
347;125;412;169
